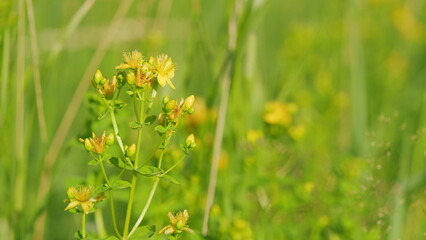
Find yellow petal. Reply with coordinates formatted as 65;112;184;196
159;225;174;235
182;227;194;233
157;75;167;87
64;201;80;211
166;77;176;90
168;212;177;225
115;63;131;70
81;201;91;214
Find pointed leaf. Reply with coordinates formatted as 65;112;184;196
129;225;156;240
109;157;132;170
103;236;120;240
88;159;99;166
154;125;167;134
144;115;157;126
110;179;131;190
161;174;180;184
135;166;162;177
98;109;110;120
129;121;144;129
113;101;127;110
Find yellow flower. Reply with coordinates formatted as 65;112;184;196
64;185;105;214
116;50;144;69
87;132;107;153
159;210;194;235
151;54;176;89
263;101;298;127
99;76;117;98
135;62;155;87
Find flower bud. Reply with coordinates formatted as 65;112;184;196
116;71;125;83
187;107;195;115
162;95;169;105
126;144;136;157
164;100;177;113
183;95;195;111
94;69;104;84
126;72;135;85
157;113;165;125
84;138;93;151
186;134;196;148
176;220;185;230
106;133;115;145
100;77;107;85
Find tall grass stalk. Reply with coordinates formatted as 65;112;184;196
48;0;97;62
346;0;367;155
202;0;241;235
0;29;10;126
26;0;48;142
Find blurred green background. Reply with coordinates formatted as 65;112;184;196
1;0;426;239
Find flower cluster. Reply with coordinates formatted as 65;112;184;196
64;50;195;239
79;131;114;154
115;50;176;90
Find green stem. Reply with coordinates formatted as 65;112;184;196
109;190;122;238
127;151;165;239
99;159;121;238
123;92;146;238
163;154;187;175
82;213;86;239
110;109;125;154
99;159;111;186
94;210;107;238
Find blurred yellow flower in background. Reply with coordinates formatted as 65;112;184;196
392;6;422;41
263;101;298;127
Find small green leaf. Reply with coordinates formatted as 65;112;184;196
94;184;109;195
98;109;110;120
144;115;157;126
113;101;127;110
129;121;144;129
88;159;99;166
103;236;120;240
126;90;134;96
74;231;83;239
109;157;132;170
154;125;167;134
161;174;180;184
129;225;156;240
135;166;162;177
110;179;131;190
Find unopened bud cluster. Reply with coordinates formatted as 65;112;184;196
158;95;195;126
79;132;114;154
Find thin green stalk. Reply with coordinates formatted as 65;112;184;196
127;178;160;238
26;0;48;142
110;109;125;153
123;92;146;238
0;28;10;125
127;151;166;238
163;154;186;175
94;210;107;238
99;159;111;186
99;159;121;238
82;213;86;239
48;0;96;62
